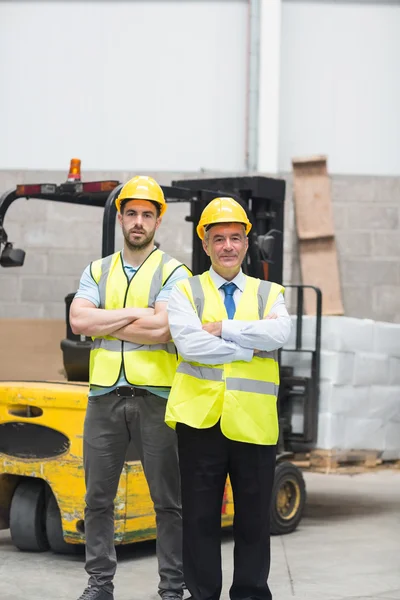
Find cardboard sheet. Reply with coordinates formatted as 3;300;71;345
292;155;344;315
0;319;66;381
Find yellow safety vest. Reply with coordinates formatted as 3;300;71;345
165;271;284;445
89;249;190;389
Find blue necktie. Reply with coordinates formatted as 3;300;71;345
222;282;237;319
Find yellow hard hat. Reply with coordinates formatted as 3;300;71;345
115;175;167;216
196;196;252;240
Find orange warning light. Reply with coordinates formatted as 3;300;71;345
67;158;81;181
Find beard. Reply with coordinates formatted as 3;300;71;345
122;226;155;251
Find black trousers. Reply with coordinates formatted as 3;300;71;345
176;422;277;600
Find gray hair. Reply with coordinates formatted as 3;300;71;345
203;222;246;243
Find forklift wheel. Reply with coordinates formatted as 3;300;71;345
46;492;79;554
270;462;306;535
9;479;49;552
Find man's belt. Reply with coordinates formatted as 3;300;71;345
107;386;151;397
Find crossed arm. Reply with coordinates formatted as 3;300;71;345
204;294;292;352
167;287;292;365
70;298;171;344
203;313;279;355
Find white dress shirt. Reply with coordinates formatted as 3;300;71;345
167;267;292;366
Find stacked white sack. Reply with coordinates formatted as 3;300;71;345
280;316;400;459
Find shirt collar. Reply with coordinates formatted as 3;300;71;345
121;247;157;270
209;266;245;292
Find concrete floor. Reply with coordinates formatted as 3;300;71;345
1;470;400;600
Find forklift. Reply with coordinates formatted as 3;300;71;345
0;161;322;553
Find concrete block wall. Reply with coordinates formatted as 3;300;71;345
0;170;399;321
285;174;400;323
282;317;400;459
334;176;400;323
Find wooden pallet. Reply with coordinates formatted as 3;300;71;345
291;450;400;474
310;449;381;473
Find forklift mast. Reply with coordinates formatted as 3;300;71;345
173;176;285;282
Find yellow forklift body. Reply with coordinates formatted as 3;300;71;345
0;381;234;545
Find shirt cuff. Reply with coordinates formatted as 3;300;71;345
234;346;254;363
221;319;242;344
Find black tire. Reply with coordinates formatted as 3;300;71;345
46;492;78;554
9;478;49;552
270;462;306;535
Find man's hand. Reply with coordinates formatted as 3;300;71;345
112;302;171;345
254;314;278;353
202;321;222;337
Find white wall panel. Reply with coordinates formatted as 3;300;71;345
0;1;247;171
279;1;400;174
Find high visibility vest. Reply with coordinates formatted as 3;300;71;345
89;249;190;389
165;271;285;445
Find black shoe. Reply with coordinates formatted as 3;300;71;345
77;586;113;600
160;592;193;600
160;593;183;600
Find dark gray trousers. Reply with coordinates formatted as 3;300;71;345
83;391;183;595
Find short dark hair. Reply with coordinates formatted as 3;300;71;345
120;199;161;217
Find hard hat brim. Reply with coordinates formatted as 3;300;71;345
197;218;252;240
116;195;167;216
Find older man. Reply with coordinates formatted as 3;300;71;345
165;197;292;600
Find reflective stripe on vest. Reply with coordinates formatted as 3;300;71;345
165;271;285;444
89;249;189;388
